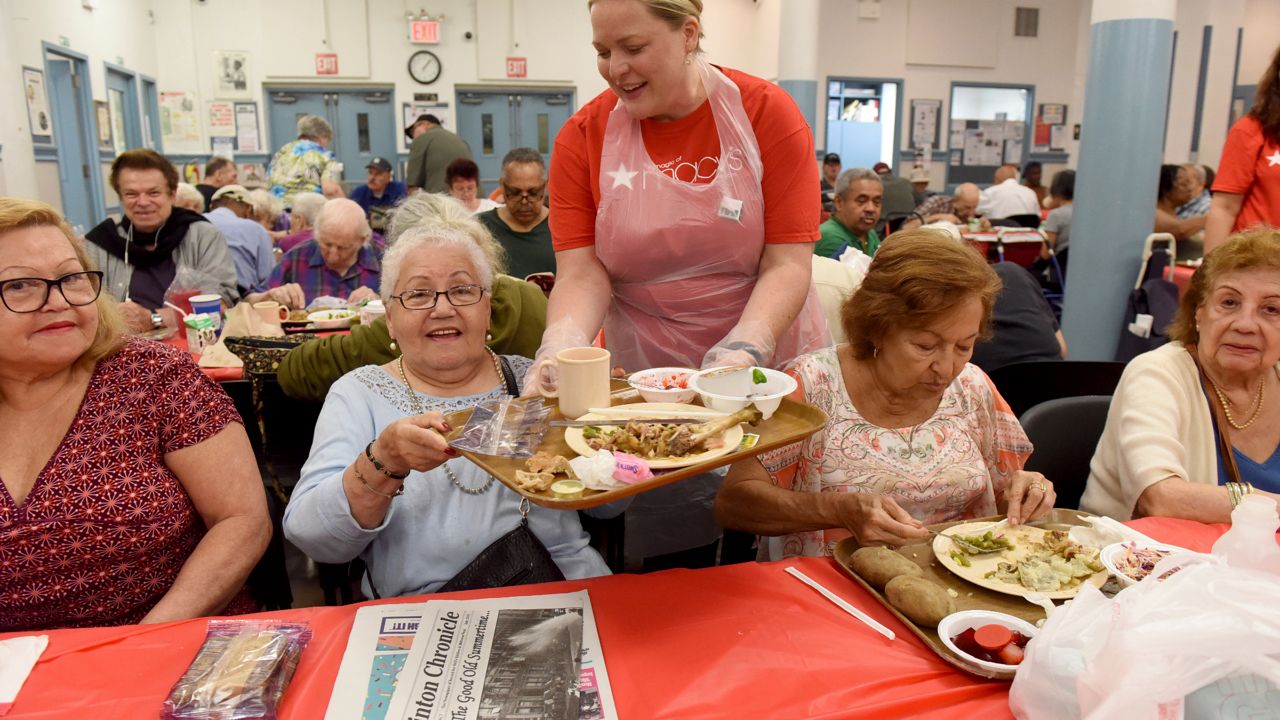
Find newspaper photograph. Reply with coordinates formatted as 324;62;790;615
325;591;616;720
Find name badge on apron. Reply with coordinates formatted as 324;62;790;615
718;195;744;223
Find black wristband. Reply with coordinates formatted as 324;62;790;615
365;442;409;480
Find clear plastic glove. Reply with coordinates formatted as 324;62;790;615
701;319;776;370
525;317;594;396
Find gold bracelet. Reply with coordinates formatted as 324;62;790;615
354;464;404;499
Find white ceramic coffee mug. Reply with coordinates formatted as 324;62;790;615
253;300;288;325
544;347;611;419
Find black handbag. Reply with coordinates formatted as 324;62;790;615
438;498;567;592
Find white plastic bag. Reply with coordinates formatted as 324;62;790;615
1009;495;1280;720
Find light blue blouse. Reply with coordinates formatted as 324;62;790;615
283;359;610;598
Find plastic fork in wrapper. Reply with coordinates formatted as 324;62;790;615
449;396;552;457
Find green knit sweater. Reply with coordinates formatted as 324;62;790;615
276;275;548;402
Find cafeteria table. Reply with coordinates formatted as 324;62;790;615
0;517;1242;719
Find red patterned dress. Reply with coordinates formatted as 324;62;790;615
0;338;254;630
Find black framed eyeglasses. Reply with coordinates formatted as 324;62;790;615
0;271;103;313
502;185;547;203
391;284;486;310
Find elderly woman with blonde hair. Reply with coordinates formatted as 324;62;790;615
283;206;609;597
1083;227;1280;521
0;198;270;630
276;193;549;401
717;230;1056;559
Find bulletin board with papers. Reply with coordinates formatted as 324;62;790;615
947;119;1028;184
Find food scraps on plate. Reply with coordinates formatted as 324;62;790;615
581;407;762;460
976;529;1104;593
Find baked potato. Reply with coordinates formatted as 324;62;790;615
848;546;924;590
885;575;955;628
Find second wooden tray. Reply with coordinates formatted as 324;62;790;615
832;509;1100;680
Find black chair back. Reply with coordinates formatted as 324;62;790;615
990;213;1042;228
988;360;1127;418
1020;395;1113;510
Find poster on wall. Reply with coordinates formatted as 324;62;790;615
910;99;942;151
211;136;235;161
208;101;235;137
160;91;201;147
234;103;260;154
94;100;113;151
212;50;250;99
22;67;53;143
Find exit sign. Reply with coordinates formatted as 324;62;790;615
315;53;339;75
506;57;527;78
409;20;440;44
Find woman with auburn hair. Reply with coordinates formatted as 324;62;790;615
1083;227;1280;521
0;198;270;630
1205;43;1280;251
716;230;1055;559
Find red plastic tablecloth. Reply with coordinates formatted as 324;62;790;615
0;517;1237;720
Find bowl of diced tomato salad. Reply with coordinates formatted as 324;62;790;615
628;367;697;403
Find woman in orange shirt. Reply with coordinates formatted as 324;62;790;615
529;0;829;564
1206;43;1280;253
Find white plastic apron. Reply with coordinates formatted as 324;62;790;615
594;60;828;372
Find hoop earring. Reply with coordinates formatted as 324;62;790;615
873;346;879;358
684;53;693;66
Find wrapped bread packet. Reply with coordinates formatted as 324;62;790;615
162;619;311;719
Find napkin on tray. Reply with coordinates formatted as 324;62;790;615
0;634;48;716
196;302;279;368
1069;515;1160;548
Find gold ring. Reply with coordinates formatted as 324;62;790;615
1029;482;1045;492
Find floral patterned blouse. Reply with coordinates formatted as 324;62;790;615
0;338;253;630
268;138;340;204
759;346;1032;560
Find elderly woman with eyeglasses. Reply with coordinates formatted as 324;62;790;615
0;198;270;631
283;201;609;599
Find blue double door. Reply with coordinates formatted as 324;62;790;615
455;89;574;193
265;88;396;191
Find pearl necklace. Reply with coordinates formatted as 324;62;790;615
1212;375;1266;431
396;351;503;495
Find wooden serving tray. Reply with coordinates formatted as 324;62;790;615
832;508;1099;680
444;379;828;510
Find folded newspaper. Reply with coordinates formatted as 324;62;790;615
325;591;616;720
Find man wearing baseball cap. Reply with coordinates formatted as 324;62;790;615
405;113;471;193
349;157;407;232
207;184;276;295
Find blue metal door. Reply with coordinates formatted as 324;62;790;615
514;91;573;169
45;56;96;231
456;91;515;193
266;89;328;168
140;77;162;151
105;66;141;152
331;89;396;190
266;89;395;190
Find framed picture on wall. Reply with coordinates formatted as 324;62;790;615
22;67;53;144
213;50;251;99
94;100;113;151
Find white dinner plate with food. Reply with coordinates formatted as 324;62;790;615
307;309;357;329
563;402;746;470
932;520;1108;600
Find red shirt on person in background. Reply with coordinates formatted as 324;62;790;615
1213;114;1280;233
